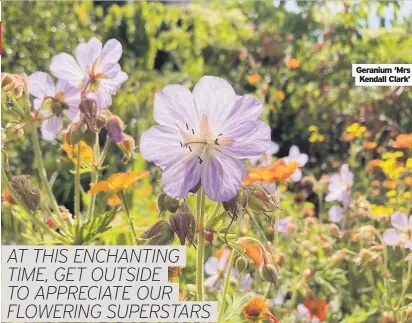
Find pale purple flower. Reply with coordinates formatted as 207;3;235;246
139;76;271;202
249;141;279;167
283;145;308;182
50;37;128;110
383;212;412;250
325;164;353;206
269;291;285;308
28;72;81;141
329;205;343;223
278;217;292;237
204;250;231;288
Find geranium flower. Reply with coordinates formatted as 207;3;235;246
139;76;270;202
283;145;308;182
242;296;279;323
88;171;149;195
204;249;231;288
249;141;279;167
325;164;353;205
277;217;293;237
296;298;328;322
382;212;412;250
50;37;128;110
28;72;81;140
392;133;412;149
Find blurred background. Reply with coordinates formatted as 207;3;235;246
2;0;412;215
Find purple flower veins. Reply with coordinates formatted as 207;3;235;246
383;211;412;250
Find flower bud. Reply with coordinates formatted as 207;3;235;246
245;183;278;213
5;123;25;141
83;130;97;148
62;122;83;145
259;264;278;283
157;192;180;213
79;98;99;133
170;203;196;245
107;114;125;143
235;256;248;274
223;187;247;220
322;242;333;254
1;73;25;98
10;175;41;211
118;134;135;163
302;268;313;280
51;101;69;116
1;73;16;92
140;220;175;245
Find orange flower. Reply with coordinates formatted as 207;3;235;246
242;297;279;323
107;194;122;207
216;248;231;260
62;141;93;166
88;171;149;195
383;180;397;190
303;297;329;322
392;133;412;149
275;90;285;101
1;188;15;206
248;74;262;85
405;177;412;187
285;58;301;69
343;133;356;142
239;241;263;266
244;159;299;183
363;141;377;149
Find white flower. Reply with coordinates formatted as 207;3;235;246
283;145;308;182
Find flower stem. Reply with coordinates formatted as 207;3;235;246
120;190;138;243
218;249;236;322
87;136;100;219
196;189;206;301
396;259;411;310
74;143;81;220
30;122;61;217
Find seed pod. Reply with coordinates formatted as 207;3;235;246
245;183;279;213
141;220;175;245
83;130;97;148
10;175;41;211
79;98;99;133
62;122;83;145
51;101;69;116
235;256;248;274
223;187;247;220
170;203;196;245
156;192;179;213
259;263;278;283
118;134;135;163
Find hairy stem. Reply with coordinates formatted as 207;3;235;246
87;136;100;219
74;143;81;219
196;189;206;301
218;250;236;322
30;122;61;217
120;190;138;243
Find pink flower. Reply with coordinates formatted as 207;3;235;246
139;76;270;202
50;37;128;110
28;72;81;141
283;145;308;182
383;212;412;250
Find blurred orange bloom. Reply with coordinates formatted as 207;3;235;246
107;194;122;207
239;241;263;266
363;142;377;149
366;159;382;172
303;297;329;322
405;177;412;187
244;159;299;183
276;90;285;101
383;181;397;190
62;141;93;166
216;248;231;260
392;133;412;149
88;171;149;195
242;297;279;323
1;188;15;206
343;133;356;142
285;58;300;69
248;74;261;85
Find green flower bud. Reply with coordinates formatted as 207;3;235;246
259;263;278;283
157;192;180;213
223;187;248;220
170;203;196;245
245;183;279;213
83;130;97;147
235;256;248;274
141;220;175;245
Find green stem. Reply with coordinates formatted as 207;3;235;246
396;259;411;310
218;250;236;322
99;137;110;167
196;189;206;301
74;143;81;219
87;136;100;219
30;122;61;217
120;190;138;243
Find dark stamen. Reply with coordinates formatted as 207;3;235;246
218;133;223;136
188;146;192;152
192;129;195;135
198;156;203;164
186;123;189;130
214;138;219;145
180;141;183;147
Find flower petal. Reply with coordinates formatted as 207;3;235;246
222;94;263;132
391;211;408;231
204;257;219;275
341;164;354;187
383;228;402;246
405;240;412;250
193;76;237;131
88;181;111;195
154;84;199;128
75;37;102;72
220;121;271;159
98;39;123;72
56;80;81;121
201;152;244;202
329;205;343;223
218;250;231;271
204;274;219;289
40;115;62;141
290;168;303;182
28;72;55;99
50;53;84;87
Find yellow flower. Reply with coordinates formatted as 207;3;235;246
371;204;393;218
88;171;149;195
386;190;397;197
308;125;319;132
275;90;285;101
406;158;412;169
346;122;367;138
